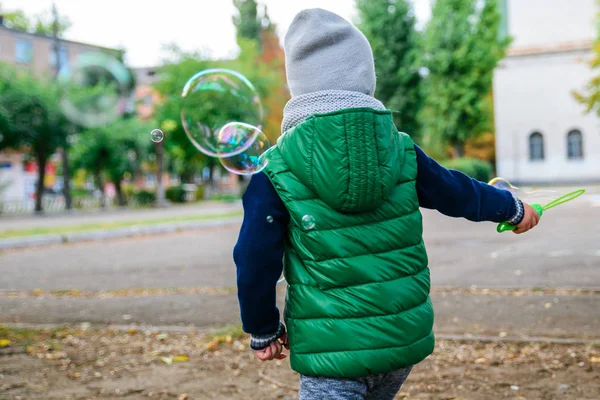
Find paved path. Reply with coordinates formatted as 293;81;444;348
1;191;599;339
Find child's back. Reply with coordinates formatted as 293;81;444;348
265;107;433;378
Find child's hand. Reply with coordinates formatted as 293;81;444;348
253;333;289;361
514;203;540;234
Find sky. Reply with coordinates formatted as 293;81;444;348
2;0;431;68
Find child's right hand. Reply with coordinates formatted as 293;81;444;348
514;203;540;234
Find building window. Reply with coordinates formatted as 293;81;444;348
50;45;69;69
15;39;33;64
529;132;544;161
567;130;583;160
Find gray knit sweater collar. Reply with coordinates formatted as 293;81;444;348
281;90;386;133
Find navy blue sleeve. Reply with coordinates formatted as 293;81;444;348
414;144;517;223
233;172;289;336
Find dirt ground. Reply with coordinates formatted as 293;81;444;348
0;325;599;400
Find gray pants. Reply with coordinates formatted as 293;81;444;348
299;367;412;400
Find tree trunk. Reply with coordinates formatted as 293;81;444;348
34;153;48;214
452;144;465;159
114;179;126;206
94;171;106;208
208;161;215;188
155;141;166;206
61;147;73;210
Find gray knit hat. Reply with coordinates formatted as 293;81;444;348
284;8;376;97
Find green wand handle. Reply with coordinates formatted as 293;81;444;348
497;204;543;232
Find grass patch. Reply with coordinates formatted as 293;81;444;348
0;324;72;351
208;325;246;341
0;210;242;239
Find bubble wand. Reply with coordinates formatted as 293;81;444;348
496;189;586;233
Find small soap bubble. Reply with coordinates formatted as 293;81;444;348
302;215;316;230
218;125;271;176
150;129;164;143
266;215;274;223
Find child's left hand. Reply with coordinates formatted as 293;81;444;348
254;333;289;361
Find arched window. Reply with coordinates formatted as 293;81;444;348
567;130;584;159
529;132;544;161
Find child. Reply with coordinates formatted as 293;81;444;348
234;8;539;400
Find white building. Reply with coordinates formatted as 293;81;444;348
494;0;600;184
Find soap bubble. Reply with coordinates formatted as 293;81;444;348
150;129;164;143
217;121;263;157
266;215;274;223
302;215;316;230
181;69;263;156
489;177;559;203
58;52;132;127
218;125;271;176
488;177;519;193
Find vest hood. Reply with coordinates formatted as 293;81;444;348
276;108;404;213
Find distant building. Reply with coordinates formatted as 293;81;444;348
0;20;121;76
494;0;599;184
0;19;123;203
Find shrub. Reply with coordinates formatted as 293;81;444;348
165;185;186;203
134;189;156;206
195;185;205;201
442;158;493;182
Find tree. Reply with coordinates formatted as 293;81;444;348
0;64;72;213
232;2;288;143
71;118;152;207
422;0;509;158
356;0;424;141
573;10;600;115
232;0;262;44
0;4;71;35
153;47;214;184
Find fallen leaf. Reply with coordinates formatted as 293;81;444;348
499;332;508;338
178;394;189;400
160;356;173;365
45;351;67;360
156;333;169;341
0;339;11;348
590;357;600;363
173;355;189;362
475;358;488;364
225;335;233;344
128;328;137;335
544;303;552;309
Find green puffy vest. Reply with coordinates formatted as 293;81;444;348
262;108;434;378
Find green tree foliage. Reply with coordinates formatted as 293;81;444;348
0;64;73;212
71;118;153;206
573;8;600;115
422;0;509;157
0;4;71;35
232;0;262;43
356;0;424;141
152;48;214;183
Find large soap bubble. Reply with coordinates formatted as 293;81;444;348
58;52;132;127
180;69;263;156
